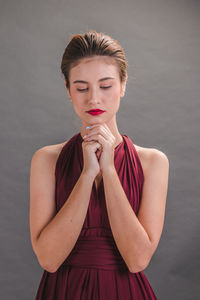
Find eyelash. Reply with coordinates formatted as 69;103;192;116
77;86;112;92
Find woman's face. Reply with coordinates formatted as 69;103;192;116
66;55;126;126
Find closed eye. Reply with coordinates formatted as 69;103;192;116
77;86;112;92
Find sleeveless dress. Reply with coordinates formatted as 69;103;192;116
35;132;157;299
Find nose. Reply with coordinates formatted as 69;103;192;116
87;86;100;104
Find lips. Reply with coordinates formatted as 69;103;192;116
87;109;105;116
87;109;104;112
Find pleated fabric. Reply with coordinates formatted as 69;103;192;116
35;132;157;299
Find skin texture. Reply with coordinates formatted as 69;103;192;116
29;55;169;273
66;55;126;147
66;55;127;185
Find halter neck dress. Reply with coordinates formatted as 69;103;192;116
35;132;157;299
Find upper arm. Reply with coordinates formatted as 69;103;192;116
137;149;169;260
29;146;58;257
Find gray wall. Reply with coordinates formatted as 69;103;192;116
0;0;199;299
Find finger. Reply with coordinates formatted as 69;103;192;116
85;134;107;146
102;123;110;132
83;139;101;148
84;128;108;141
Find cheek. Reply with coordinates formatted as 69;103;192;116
104;86;118;98
71;92;85;105
106;97;120;112
108;89;121;102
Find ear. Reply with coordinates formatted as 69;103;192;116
120;78;127;98
65;82;72;101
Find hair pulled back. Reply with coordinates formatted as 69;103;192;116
61;30;128;90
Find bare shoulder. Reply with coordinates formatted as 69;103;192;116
31;140;69;166
134;143;169;176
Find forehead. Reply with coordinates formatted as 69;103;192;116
80;55;116;65
69;56;119;79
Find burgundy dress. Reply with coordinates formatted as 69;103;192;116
35;132;157;299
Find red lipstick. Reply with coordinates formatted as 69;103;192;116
87;109;105;116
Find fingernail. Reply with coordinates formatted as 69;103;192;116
83;135;87;138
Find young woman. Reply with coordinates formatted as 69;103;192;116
30;30;169;299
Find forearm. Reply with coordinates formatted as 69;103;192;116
102;167;151;273
35;172;94;272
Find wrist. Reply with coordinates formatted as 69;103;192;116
81;170;96;182
101;165;116;176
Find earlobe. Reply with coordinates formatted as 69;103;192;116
120;79;127;98
122;88;126;97
120;86;126;98
65;85;72;101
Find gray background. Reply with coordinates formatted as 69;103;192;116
0;0;199;299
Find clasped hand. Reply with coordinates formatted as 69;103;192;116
83;123;116;173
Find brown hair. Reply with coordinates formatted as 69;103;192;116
60;30;128;90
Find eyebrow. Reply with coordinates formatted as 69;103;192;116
72;77;115;84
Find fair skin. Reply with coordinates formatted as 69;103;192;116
66;56;126;145
29;55;169;273
66;55;127;188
